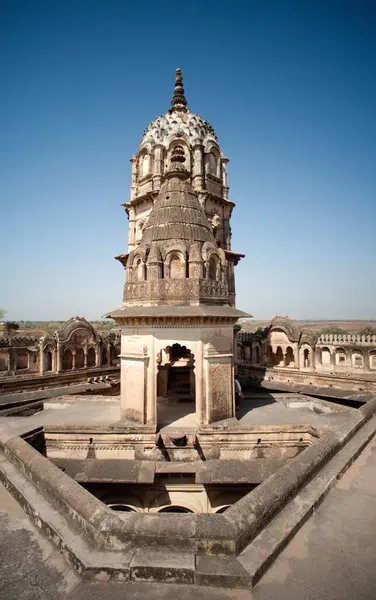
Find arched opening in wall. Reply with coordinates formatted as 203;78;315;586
168;254;186;279
208;254;220;281
0;353;8;371
335;348;346;366
369;351;376;370
157;343;195;429
139;150;151;178
108;504;137;512
215;505;230;514
75;348;84;369
205;151;219;177
285;346;295;367
255;346;261;364
266;345;274;366
102;347;108;366
87;347;96;368
16;351;28;370
134;258;144;281
62;349;73;371
303;348;310;368
352;351;363;369
321;347;331;368
158;506;193;513
45;350;53;372
275;346;283;367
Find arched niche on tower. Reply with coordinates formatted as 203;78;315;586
138;143;154;180
164;249;186;279
166;138;191;173
202;242;226;281
204;143;221;179
129;249;147;282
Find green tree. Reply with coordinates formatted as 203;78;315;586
0;308;6;320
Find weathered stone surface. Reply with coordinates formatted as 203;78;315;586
195;556;251;588
130;549;194;584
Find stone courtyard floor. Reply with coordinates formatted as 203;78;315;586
0;391;345;438
1;425;376;599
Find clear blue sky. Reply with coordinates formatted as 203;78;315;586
1;0;375;321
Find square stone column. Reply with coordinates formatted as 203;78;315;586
120;332;149;423
203;335;235;424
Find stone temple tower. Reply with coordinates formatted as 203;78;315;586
107;69;248;428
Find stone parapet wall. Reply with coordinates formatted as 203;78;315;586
237;317;376;384
124;279;229;305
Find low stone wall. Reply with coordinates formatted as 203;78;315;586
243;366;376;400
0;415;362;558
0;366;120;395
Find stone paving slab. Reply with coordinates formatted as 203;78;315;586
130;548;195;584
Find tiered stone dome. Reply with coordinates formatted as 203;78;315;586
124;146;229;306
140;147;214;247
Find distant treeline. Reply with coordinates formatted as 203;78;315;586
17;320;116;332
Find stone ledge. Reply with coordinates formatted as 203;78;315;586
238;415;376;586
130;548;195;584
0;454;133;581
1;414;365;559
195;556;251;588
1;410;376;587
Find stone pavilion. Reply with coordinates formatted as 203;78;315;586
107;69;249;427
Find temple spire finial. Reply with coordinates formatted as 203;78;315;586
171;68;187;111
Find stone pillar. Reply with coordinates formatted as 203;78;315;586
128;206;136;251
39;344;45;375
203;338;235;424
192;143;204;191
95;347;100;367
294;344;299;370
56;344;62;373
84;350;88;369
221;157;229;200
72;350;76;371
153;144;164;190
120;332;149;423
130;156;137;201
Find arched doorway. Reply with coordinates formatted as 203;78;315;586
321;347;331;367
45;350;53;372
75;348;84;369
102;347;108;366
157;343;195;428
303;348;310;368
62;349;73;371
87;347;96;367
275;346;283;366
108;504;137;512
266;346;274;366
285;346;295;367
158;506;193;513
215;505;230;513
